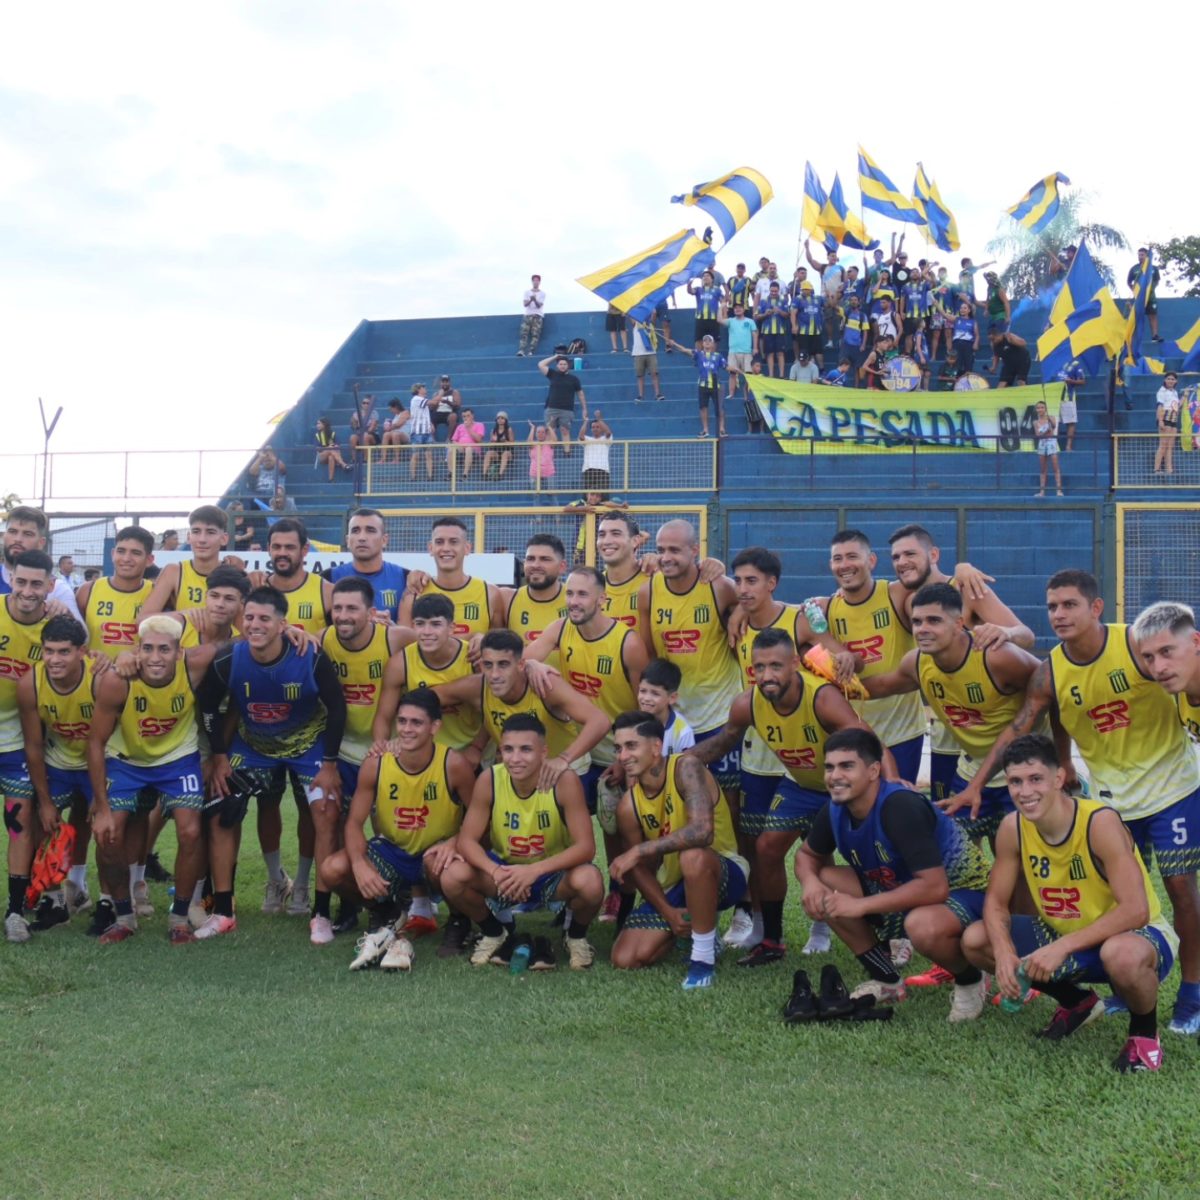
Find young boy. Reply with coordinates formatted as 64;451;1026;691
860;334;897;390
635;659;695;755
820;358;853;387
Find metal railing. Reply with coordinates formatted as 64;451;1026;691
1112;433;1200;488
360;438;717;498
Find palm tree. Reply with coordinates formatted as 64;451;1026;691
0;492;20;517
986;192;1128;298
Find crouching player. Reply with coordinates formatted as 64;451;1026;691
441;714;602;971
963;734;1177;1073
317;690;474;969
609;712;748;990
794;728;992;1020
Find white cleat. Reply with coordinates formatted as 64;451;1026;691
262;871;294;915
188;900;210;930
948;975;990;1024
802;921;832;955
65;880;92;915
380;936;414;971
349;926;396;971
5;912;31;943
722;909;760;949
850;979;906;1005
285;881;312;917
889;937;914;967
309;915;335;946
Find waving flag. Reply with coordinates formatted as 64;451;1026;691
1048;241;1105;328
857;146;923;224
802;162;829;241
671;167;773;244
911;164;960;252
1163;316;1200;372
820;174;878;251
578;229;715;322
1037;293;1125;378
1007;172;1071;234
1123;250;1157;371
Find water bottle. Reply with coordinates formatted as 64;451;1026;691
803;598;828;635
573;356;583;372
167;886;176;899
509;941;532;975
999;963;1031;1013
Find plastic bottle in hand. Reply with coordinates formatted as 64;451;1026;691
509;933;533;975
999;963;1031;1013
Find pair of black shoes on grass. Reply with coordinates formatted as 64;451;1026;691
783;965;892;1024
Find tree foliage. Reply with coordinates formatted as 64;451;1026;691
986;193;1128;298
1149;236;1200;298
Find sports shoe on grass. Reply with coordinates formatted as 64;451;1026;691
402;914;439;939
194;914;237;940
381;936;414;971
144;851;172;883
737;939;785;967
682;961;715;990
86;899;117;938
437;914;472;958
30;895;70;931
1038;992;1103;1041
309;916;335;946
530;935;557;971
848;977;904;1008
168;921;196;945
1114;1035;1163;1073
5;912;31;943
948;976;989;1023
801;922;831;955
287;881;313;917
332;904;361;936
907;964;954;988
133;880;155;917
65;880;92;915
565;935;595;970
889;938;913;967
350;926;396;970
99;919;136;945
262;871;293;915
1167;1002;1200;1036
470;932;508;966
722;909;759;948
783;969;819;1024
598;892;621;924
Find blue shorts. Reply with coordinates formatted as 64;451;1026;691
868;885;986;943
742;776;826;836
694;727;740;793
410;432;433;445
107;753;205;815
228;736;322;794
366;837;427;888
1008;914;1175;984
1125;786;1200;876
0;749;32;800
738;770;782;833
579;763;605;816
624;854;748;931
888;734;924;784
47;765;93;810
337;760;362;812
929;751;959;802
950;773;1014;842
484;848;564;915
760;333;788;356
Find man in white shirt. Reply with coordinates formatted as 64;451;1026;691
1;506;83;620
630;322;665;403
518;274;546;357
581;415;614;494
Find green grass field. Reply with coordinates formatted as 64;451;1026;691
3;812;1197;1200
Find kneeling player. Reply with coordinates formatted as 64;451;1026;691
441;714;602;971
317;690;474;967
794;729;991;1020
963;734;1176;1073
609;712;748;990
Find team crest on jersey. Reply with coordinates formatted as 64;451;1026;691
80;703;94;719
423;782;438;802
874;840;891;864
596;655;613;676
966;682;985;704
464;603;480;621
298;603;314;620
1108;668;1130;695
872;609;890;630
1068;853;1087;881
803;723;818;744
170;695;185;713
284;683;301;700
693;604;711;624
382;590;397;609
369;660;383;680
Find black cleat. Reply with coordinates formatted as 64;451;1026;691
851;995;894;1022
817;964;855;1019
86;898;117;938
144;852;173;883
530;935;557;971
1038;992;1103;1041
30;896;70;931
490;931;518;966
737;939;785;967
783;969;820;1023
332;903;361;936
436;913;473;959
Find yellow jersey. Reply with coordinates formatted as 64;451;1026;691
749;673;831;793
34;660;98;770
737;604;799;776
274;572;328;634
1177;691;1200;745
480;679;584;767
828;580;923;746
630;754;740;888
178;614;240;649
83;577;152;659
917;636;1027;787
1049;625;1200;819
0;600;47;753
178;559;213;608
603;567;643;630
507;584;567;647
488;765;569;865
558;618;637;766
373;745;462;855
401;640;481;749
322;624;391;765
648;573;742;735
108;659;199;766
1019;797;1173;949
424;575;491;639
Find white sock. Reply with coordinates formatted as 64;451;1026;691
692;929;717;966
68;865;88;889
809;920;831;942
191;881;206;904
410;895;434;919
100;892;113;905
294;856;313;889
130;863;146;887
263;850;284;882
751;912;764;941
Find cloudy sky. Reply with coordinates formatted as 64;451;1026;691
0;2;1187;489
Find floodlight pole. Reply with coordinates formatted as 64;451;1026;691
38;398;63;513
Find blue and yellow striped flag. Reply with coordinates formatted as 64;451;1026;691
671;167;773;243
1006;172;1070;234
802;162;829;241
820;174;878;251
857;146;923;225
911;164;960;252
1048;241;1105;328
577;229;715;322
1164;316;1200;372
1037;292;1125;378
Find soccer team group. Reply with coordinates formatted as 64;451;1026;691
4;501;1200;1075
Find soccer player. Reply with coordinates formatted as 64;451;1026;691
637;521;742;798
963;735;1176;1072
86;616;221;943
1;507;83;620
76;526;155;659
691;629;889;966
609;713;748;989
441;714;603;970
198;587;347;939
2;550;53;943
795;729;992;1021
597;511;648;632
955;569;1200;1036
1132;600;1200;745
316;690;475;964
397;516;504;639
328;508;409;623
174;565;251;647
265;517;333;635
18;617;97;930
142;505;230;614
503;534;568;651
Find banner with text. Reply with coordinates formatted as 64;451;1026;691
750;380;1062;454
